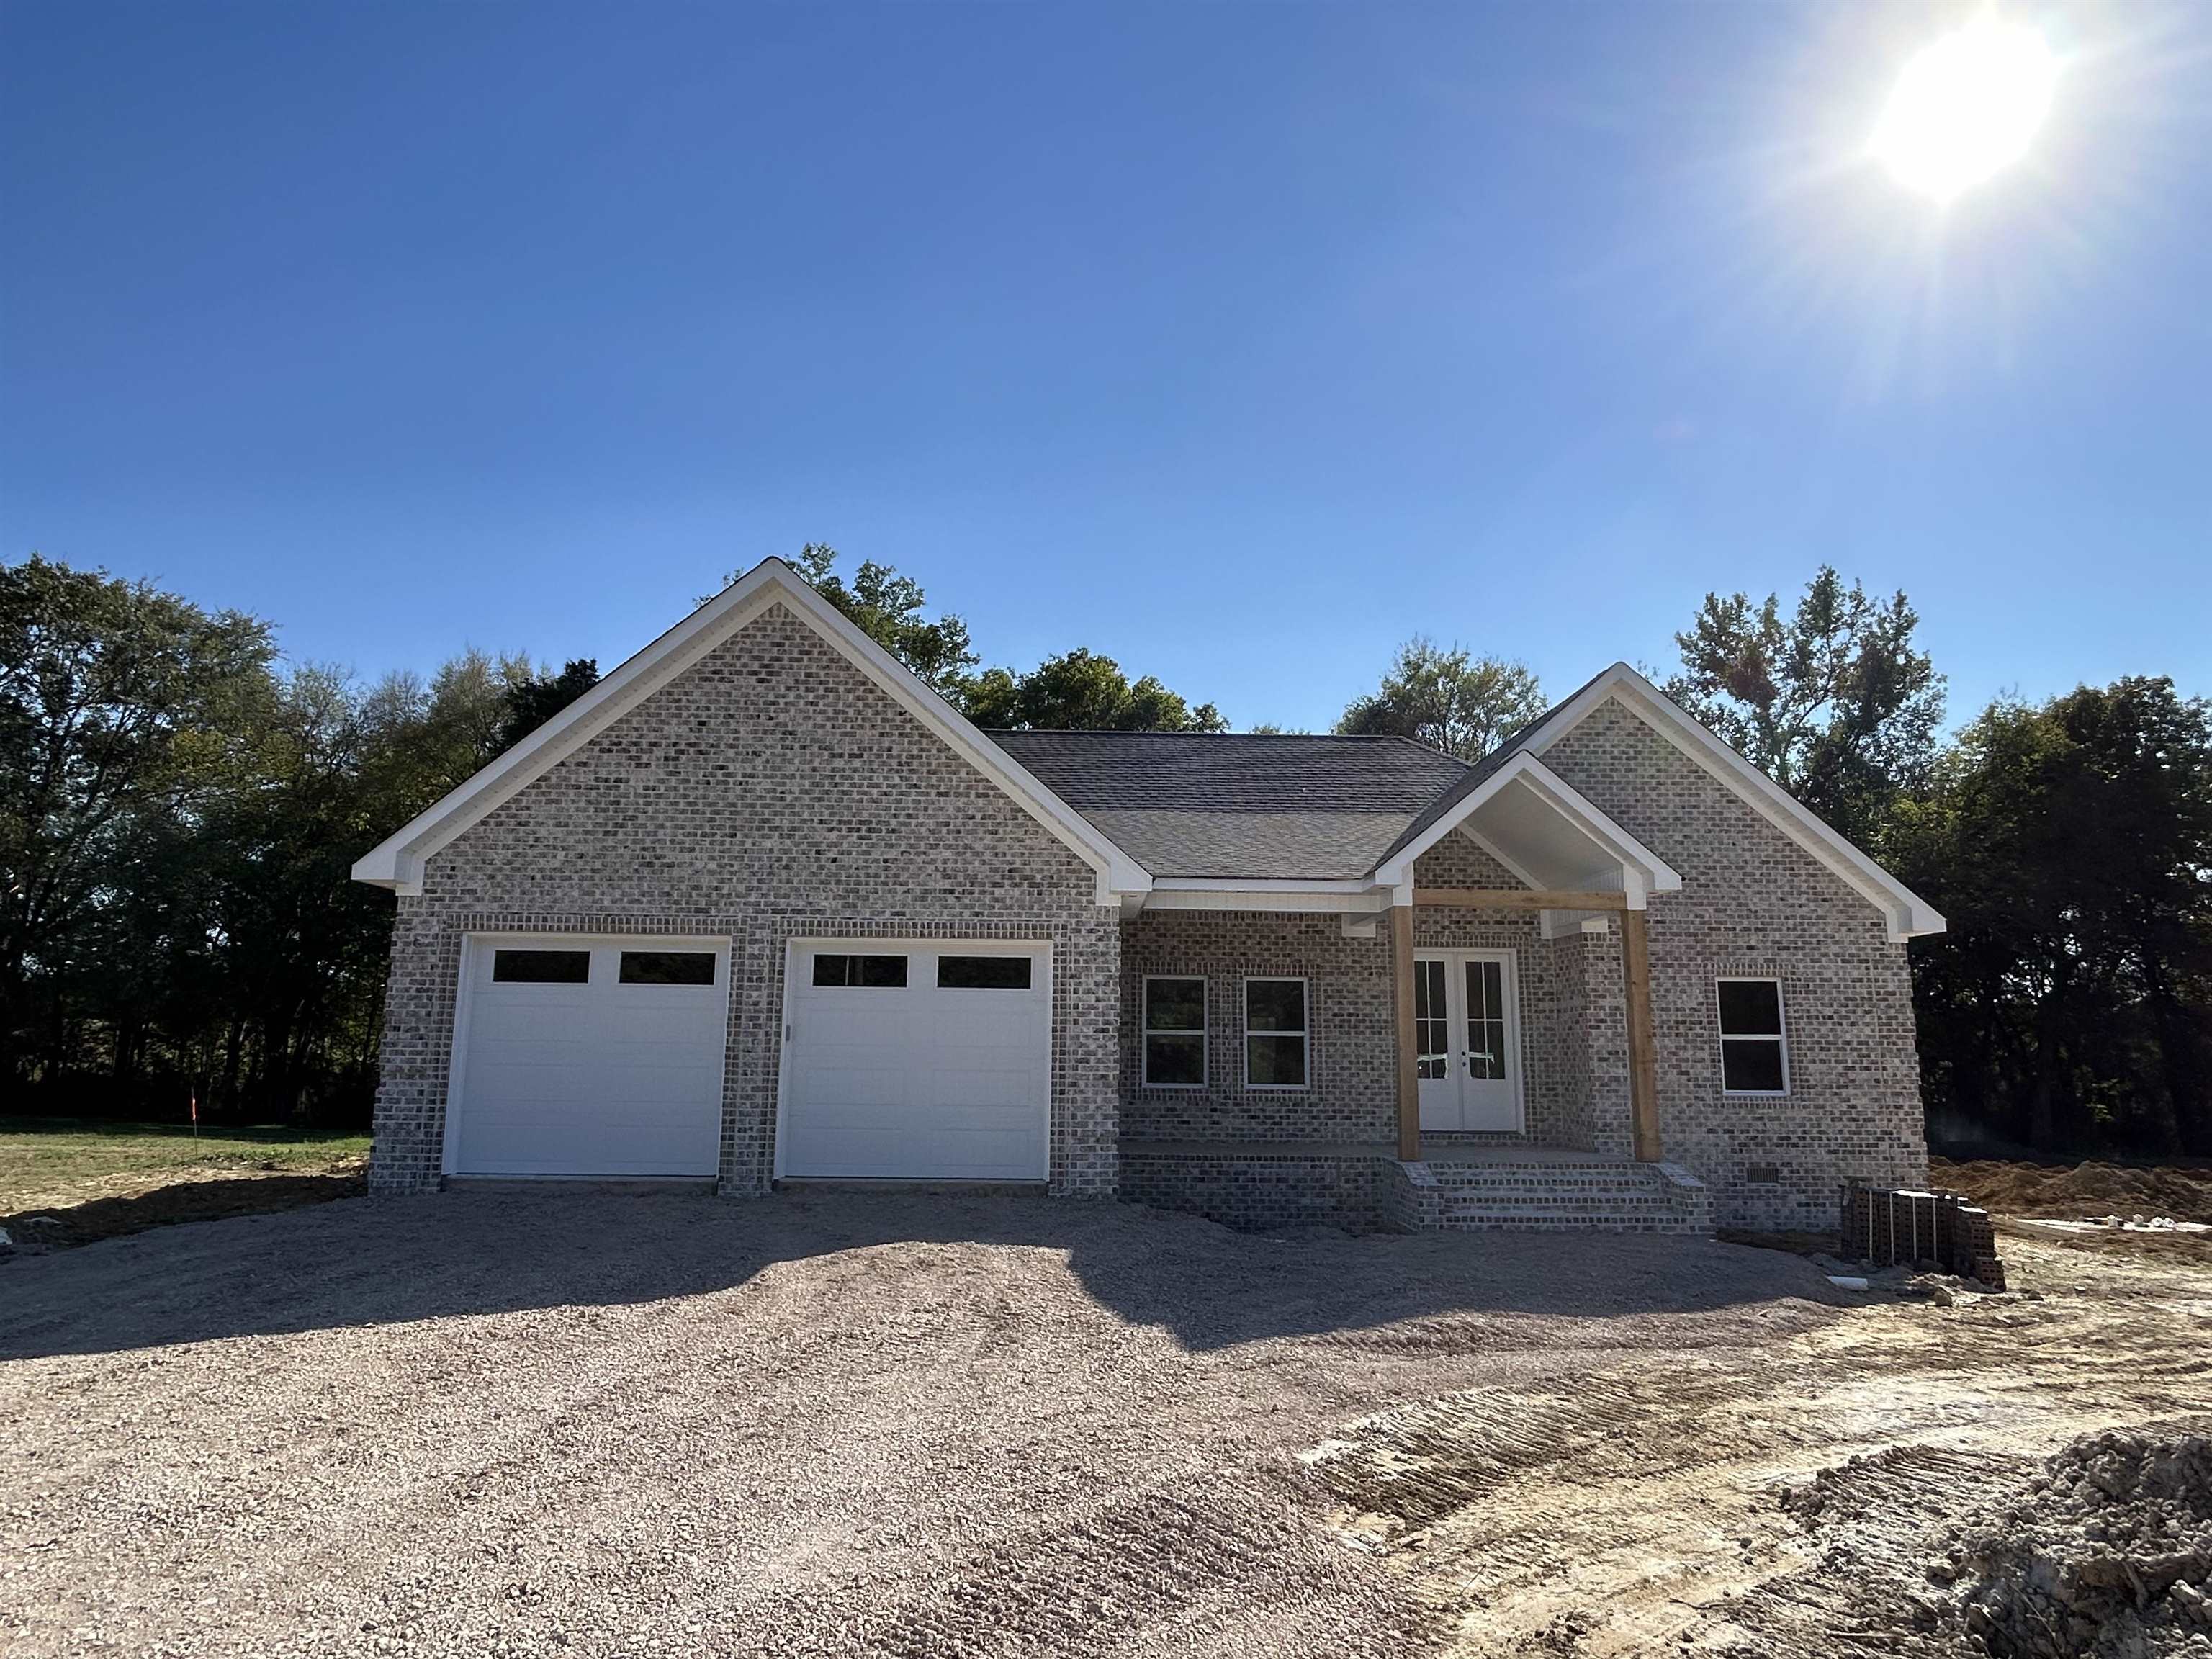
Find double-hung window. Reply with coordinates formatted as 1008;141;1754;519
1244;978;1308;1089
1143;976;1207;1088
1717;978;1789;1095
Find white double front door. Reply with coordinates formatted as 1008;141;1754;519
1414;949;1524;1133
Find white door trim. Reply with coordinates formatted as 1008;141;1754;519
773;936;1055;1182
443;930;733;1179
1410;946;1527;1135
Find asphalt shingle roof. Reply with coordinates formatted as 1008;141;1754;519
987;731;1470;880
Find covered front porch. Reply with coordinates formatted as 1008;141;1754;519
1118;750;1704;1233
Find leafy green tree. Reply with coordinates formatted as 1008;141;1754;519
1894;678;2212;1154
192;664;400;1117
495;657;599;755
1336;638;1545;762
711;544;1222;731
1663;567;1944;850
965;649;1226;732
354;648;536;814
0;555;275;1085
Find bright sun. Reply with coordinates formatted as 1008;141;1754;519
1872;17;2059;201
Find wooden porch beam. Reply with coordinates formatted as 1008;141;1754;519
1413;887;1629;912
1621;908;1662;1161
1391;904;1421;1161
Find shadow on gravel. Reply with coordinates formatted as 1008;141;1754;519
4;1170;367;1247
0;1185;1848;1362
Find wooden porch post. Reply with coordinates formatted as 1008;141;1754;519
1391;902;1421;1161
1621;908;1661;1161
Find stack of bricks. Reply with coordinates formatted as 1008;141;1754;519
1842;1182;2006;1289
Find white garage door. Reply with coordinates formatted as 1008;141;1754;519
779;940;1051;1182
449;936;729;1178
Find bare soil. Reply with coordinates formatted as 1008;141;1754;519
1933;1156;2212;1226
1;1189;2208;1658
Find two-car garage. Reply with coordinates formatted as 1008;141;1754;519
444;935;1051;1184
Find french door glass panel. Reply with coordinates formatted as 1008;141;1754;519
1414;959;1449;1079
1465;960;1507;1082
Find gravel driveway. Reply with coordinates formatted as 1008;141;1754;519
0;1188;1844;1658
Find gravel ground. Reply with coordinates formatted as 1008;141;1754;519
0;1187;1845;1658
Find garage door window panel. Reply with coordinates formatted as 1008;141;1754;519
811;953;909;988
1244;977;1308;1090
493;949;591;984
938;956;1034;990
1143;976;1207;1089
619;950;718;986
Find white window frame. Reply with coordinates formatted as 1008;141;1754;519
1242;975;1310;1092
1716;976;1791;1098
1141;974;1208;1089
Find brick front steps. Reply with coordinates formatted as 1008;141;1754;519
1119;1141;1711;1235
1387;1156;1712;1234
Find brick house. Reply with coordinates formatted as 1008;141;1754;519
354;557;1942;1233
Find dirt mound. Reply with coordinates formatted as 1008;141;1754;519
1757;1426;2212;1658
1933;1157;2212;1226
1941;1428;2212;1657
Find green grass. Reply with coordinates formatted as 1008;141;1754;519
0;1115;372;1218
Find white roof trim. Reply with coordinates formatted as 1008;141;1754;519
1521;663;1946;943
1369;751;1683;902
351;559;1152;904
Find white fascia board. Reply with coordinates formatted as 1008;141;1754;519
1369;752;1681;899
351;559;1151;905
1522;664;1946;942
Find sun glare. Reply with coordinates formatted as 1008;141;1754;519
1872;17;2058;202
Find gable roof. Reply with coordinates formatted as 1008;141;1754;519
1516;663;1945;940
350;559;1151;903
352;568;1941;937
989;731;1464;880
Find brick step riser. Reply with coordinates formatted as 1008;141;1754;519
1444;1207;1683;1221
1437;1218;1708;1233
1429;1181;1676;1197
1426;1164;1641;1177
1433;1185;1672;1203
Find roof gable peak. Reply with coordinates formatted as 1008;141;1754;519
351;558;1148;902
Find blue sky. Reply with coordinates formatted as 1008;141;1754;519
4;1;2207;732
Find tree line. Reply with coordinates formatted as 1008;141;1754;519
4;548;2206;1154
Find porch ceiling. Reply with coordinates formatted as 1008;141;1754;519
1460;777;1643;894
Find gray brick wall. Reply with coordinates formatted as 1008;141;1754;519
1119;909;1395;1141
369;603;1121;1198
1541;698;1930;1229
